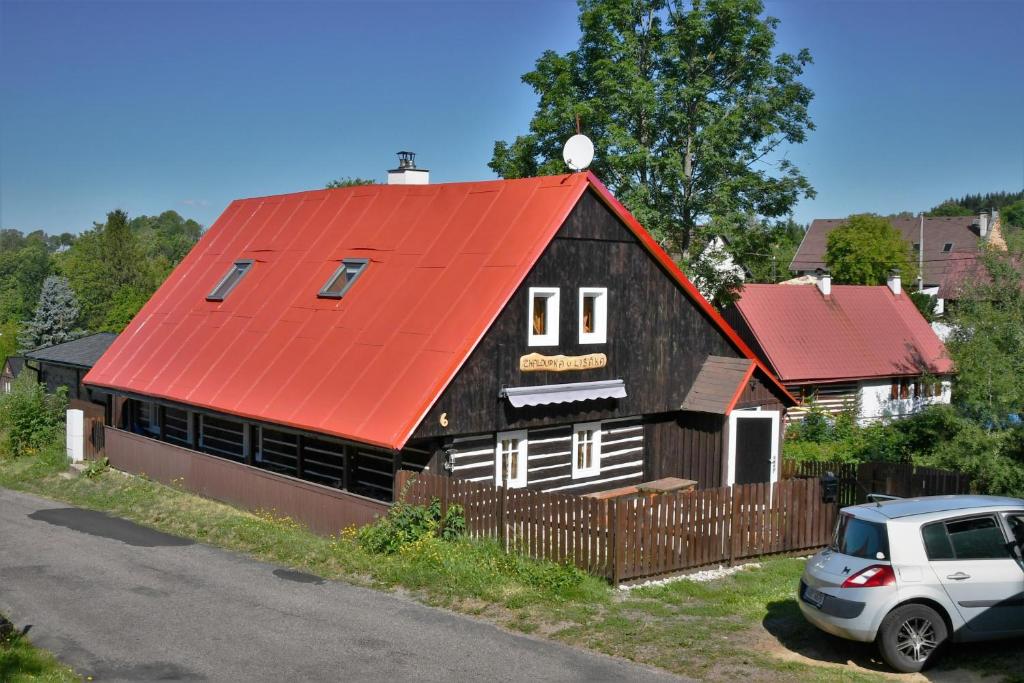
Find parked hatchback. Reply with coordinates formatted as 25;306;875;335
799;495;1024;672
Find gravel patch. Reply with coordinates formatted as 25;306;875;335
619;561;763;590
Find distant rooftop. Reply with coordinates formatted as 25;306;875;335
25;332;118;369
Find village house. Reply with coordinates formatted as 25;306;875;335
790;211;1004;315
83;161;796;509
21;332;117;421
724;272;953;424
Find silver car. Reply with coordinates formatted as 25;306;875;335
799;495;1024;672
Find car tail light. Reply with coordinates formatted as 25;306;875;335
841;564;896;588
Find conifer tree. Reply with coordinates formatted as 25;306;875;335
17;275;85;351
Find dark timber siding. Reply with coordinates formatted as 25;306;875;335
415;190;770;440
412;189;788;488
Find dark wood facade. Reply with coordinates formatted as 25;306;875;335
410;190;790;492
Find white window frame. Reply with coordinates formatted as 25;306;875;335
527;287;560;347
726;409;780;487
571;421;602;479
578;287;608;344
495;430;528;489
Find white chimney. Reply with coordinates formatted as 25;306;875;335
887;269;901;296
978;211;989;238
387;151;429;185
816;269;831;297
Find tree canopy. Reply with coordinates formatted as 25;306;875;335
0;209;203;355
824;214;917;285
490;0;815;257
326;177;377;189
17;275;85;351
928;190;1024;217
947;247;1024;424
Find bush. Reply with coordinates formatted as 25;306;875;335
0;374;67;458
357;498;465;555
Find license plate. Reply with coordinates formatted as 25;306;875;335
803;586;826;608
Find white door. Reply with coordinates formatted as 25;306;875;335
727;410;780;486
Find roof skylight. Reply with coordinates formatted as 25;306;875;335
319;259;369;298
207;260;253;301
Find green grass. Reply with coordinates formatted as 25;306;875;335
0;616;79;683
2;443;1022;681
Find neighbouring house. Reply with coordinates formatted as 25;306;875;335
724;272;954;424
83;163;796;504
790;211;1005;314
2;355;24;394
23;332;118;421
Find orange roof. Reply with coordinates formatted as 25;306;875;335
732;284;954;383
86;173;792;449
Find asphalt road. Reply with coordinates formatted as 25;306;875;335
0;487;682;682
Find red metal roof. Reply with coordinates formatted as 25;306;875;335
85;173;793;450
731;284;954;384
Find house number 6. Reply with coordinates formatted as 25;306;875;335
439;412;449;428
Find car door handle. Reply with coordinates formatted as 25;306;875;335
946;572;971;581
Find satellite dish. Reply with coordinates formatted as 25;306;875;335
563;134;595;171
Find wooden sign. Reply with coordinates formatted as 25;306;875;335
519;352;607;372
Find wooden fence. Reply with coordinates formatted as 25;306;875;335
394;470;835;583
782;459;971;506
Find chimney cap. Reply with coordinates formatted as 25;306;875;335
389;150;430;174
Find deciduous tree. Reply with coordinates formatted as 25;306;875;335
490;0;815;257
824;214;916;285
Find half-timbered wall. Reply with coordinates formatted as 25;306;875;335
440;416;645;495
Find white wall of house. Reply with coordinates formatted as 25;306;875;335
788;377;952;426
858;378;952;422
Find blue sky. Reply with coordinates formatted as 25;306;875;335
1;0;1021;234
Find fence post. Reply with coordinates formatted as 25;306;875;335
499;486;507;550
394;469;408;502
611;497;627;585
728;485;739;566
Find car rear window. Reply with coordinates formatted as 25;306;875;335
833;514;890;560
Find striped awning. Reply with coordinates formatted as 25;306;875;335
499;379;627;408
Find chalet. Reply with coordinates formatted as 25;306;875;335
84;167;795;507
790;211;1005;314
724;272;954;423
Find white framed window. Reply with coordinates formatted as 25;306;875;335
578;287;608;344
572;422;602;478
528;287;560;347
495;430;528;489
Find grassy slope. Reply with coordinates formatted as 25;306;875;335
0;618;79;683
2;446;1021;682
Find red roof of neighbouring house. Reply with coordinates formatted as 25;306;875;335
84;173;793;449
730;283;954;384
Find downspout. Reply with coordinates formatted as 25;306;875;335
917;213;924;292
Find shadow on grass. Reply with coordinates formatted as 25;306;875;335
763;599;1024;681
761;599;891;673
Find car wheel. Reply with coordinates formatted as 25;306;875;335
877;604;948;673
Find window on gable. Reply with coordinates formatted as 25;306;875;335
579;287;608;344
943;242;954;253
207;260;253;301
528;287;560;346
572;422;602;479
495;430;527;489
319;259;369;298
